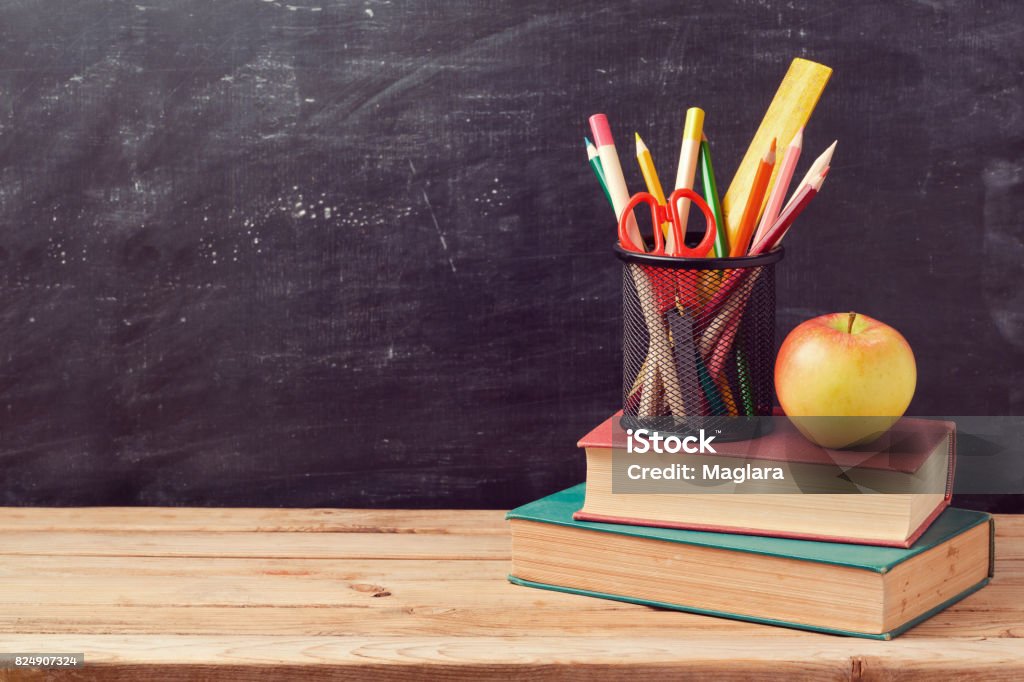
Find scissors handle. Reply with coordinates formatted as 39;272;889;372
665;188;717;258
619;190;718;258
618;192;678;255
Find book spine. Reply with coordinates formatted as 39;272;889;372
945;424;956;501
988;517;996;578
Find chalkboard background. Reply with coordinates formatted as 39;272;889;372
0;1;1021;508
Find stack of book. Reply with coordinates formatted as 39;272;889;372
507;414;993;639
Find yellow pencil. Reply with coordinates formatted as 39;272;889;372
635;133;667;204
635;133;670;238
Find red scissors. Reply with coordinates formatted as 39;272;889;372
618;188;717;258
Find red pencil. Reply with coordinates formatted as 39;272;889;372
750;166;829;255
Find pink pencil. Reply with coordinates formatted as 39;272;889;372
588;114;642;249
751;128;803;248
782;140;835;213
750;166;829;255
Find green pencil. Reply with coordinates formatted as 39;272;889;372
695;351;729;415
585;137;613;208
699;135;729;258
736;344;756;416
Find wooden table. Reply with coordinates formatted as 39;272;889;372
0;508;1021;680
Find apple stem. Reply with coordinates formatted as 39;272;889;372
847;312;857;334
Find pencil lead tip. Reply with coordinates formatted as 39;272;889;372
701;133;708;142
820;140;838;163
584;136;593;147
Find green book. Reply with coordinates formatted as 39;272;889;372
507;484;993;639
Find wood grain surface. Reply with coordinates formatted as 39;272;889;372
0;1;1021;509
0;508;1022;680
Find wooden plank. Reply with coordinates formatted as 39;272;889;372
4;602;1024;640
0;604;797;638
0;556;1020;638
1;634;1023;682
0;508;508;534
0;556;508;583
0;531;510;560
1;552;1014;611
995;516;1024;537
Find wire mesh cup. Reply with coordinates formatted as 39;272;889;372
616;245;783;441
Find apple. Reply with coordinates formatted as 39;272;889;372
775;312;917;449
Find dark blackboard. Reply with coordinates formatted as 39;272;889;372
0;1;1021;508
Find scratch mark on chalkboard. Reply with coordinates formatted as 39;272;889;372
342;13;567;121
918;168;933;196
795;5;847;27
659;22;691;96
421;188;456;274
981;158;1024;350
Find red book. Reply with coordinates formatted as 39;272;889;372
573;412;955;547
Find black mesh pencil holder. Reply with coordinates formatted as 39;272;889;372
616;245;783;441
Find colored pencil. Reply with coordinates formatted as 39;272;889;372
752;127;802;248
672;107;704;255
695;350;728;415
667;309;707;416
634;133;667;205
640;351;664;417
590;115;682;415
705;291;748;380
730;139;776;257
699;134;728;258
634;133;671;239
736;345;756;415
585;137;613;208
588;114;642;249
698;271;759;360
715;373;739;416
751;166;829;254
784;140;835;212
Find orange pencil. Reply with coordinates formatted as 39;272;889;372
729;139;776;257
